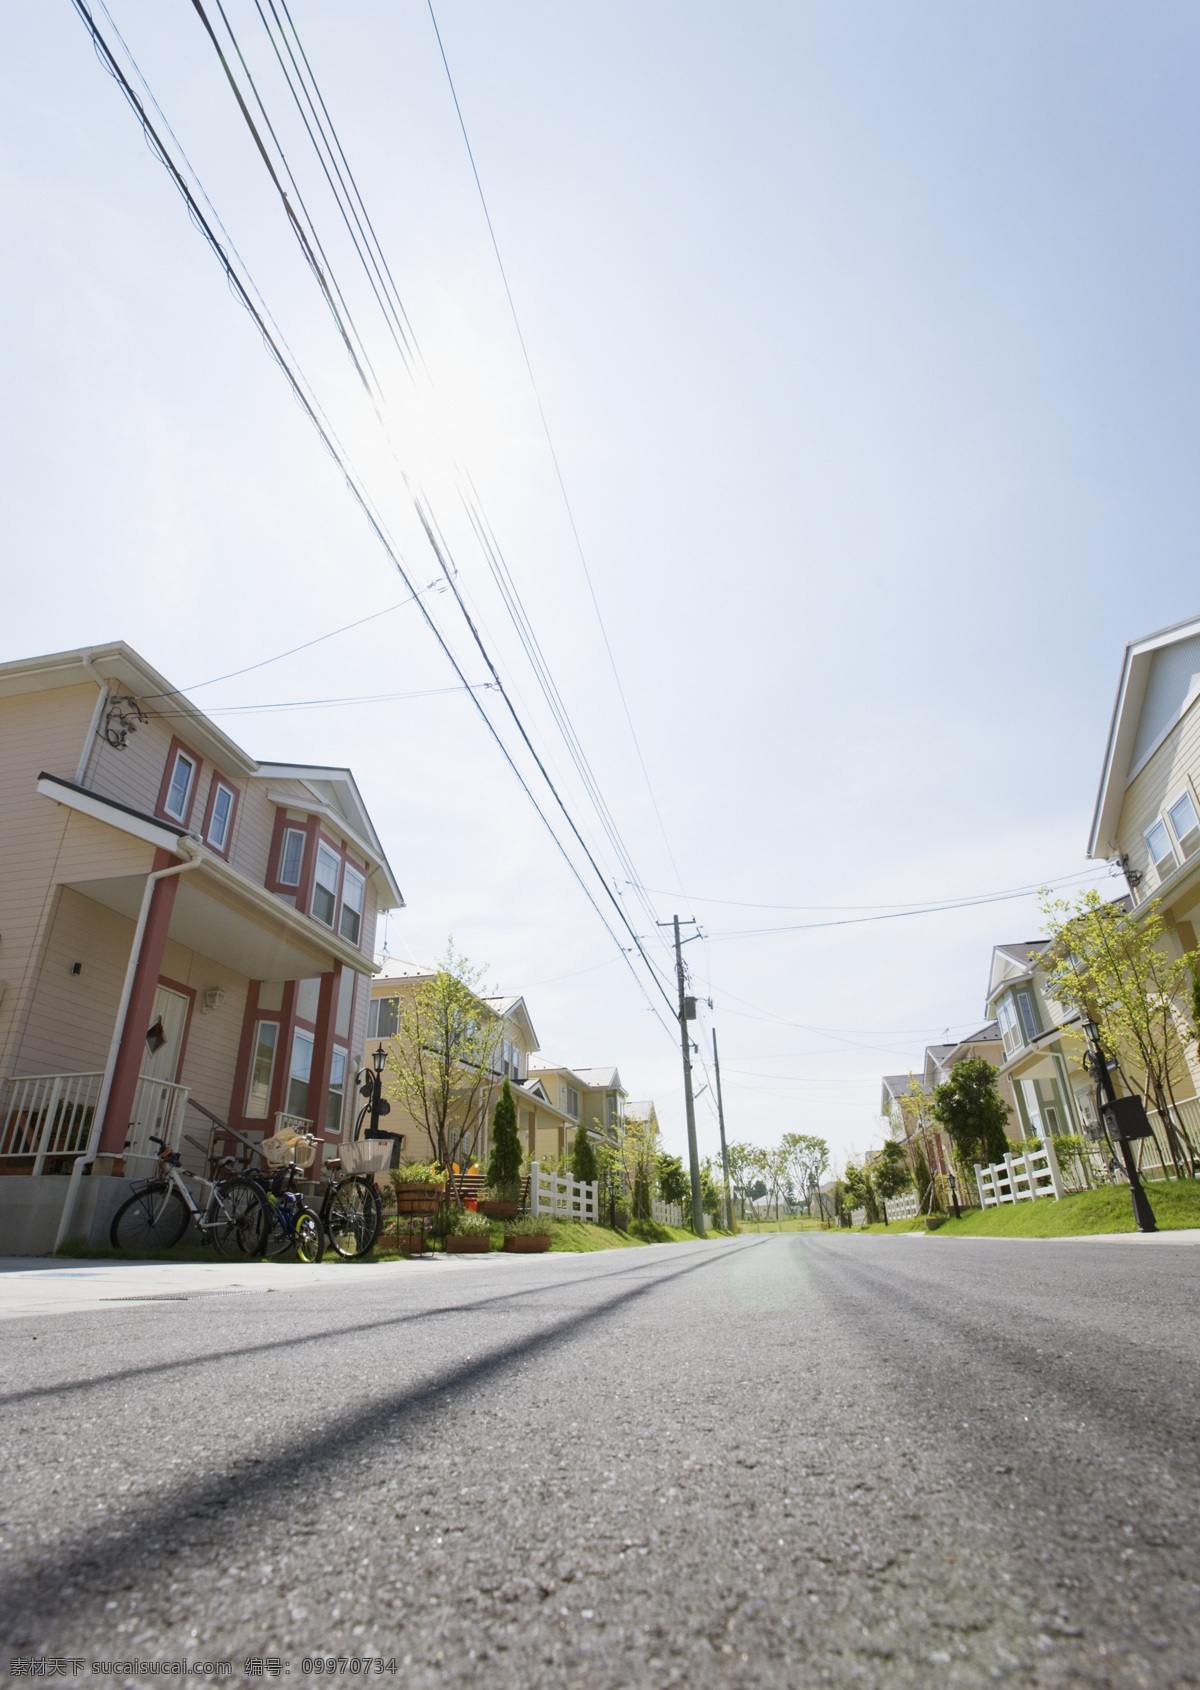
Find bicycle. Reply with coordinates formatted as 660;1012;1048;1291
252;1160;326;1263
109;1135;270;1256
320;1144;386;1260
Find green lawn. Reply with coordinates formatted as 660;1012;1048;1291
851;1179;1200;1239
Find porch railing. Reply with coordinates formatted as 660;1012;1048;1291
274;1111;313;1137
0;1070;189;1175
0;1072;103;1173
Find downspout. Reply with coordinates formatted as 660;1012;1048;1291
54;839;203;1251
75;651;110;785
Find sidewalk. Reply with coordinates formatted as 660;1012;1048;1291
0;1251;512;1320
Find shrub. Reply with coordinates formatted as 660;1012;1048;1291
572;1127;599;1185
393;1161;444;1185
443;1208;493;1237
503;1214;554;1236
487;1079;522;1196
628;1217;672;1243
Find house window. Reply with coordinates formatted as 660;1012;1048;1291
996;996;1023;1057
606;1091;620;1129
287;1031;314;1120
245;1020;279;1118
163;751;196;822
278;828;306;887
562;1085;579;1119
1167;791;1200;859
339;865;365;945
1146;818;1177;881
326;1048;347;1137
368;996;400;1038
1016;990;1039;1043
207;781;235;852
311;844;341;927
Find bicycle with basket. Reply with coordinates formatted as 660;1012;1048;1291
109;1133;270;1256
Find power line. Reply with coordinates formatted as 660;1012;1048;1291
69;0;679;1041
636;867;1104;915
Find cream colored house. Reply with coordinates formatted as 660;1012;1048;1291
0;642;400;1251
983;941;1097;1139
366;973;629;1167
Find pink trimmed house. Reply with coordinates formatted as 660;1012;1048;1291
0;642;401;1252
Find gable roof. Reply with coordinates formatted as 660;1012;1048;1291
1089;613;1200;859
569;1066;624;1092
481;995;540;1052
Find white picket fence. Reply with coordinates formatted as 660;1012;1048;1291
652;1198;683;1226
528;1162;599;1223
975;1137;1064;1207
883;1189;921;1221
850;1205;867;1227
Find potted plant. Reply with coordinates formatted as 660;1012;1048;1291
443;1209;492;1253
391;1163;446;1219
503;1214;553;1253
478;1079;522;1218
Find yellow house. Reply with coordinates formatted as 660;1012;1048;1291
983;941;1097;1139
0;642;401;1252
366;975;628;1167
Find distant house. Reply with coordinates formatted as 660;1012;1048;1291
0;642;401;1251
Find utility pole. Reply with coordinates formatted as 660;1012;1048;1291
712;1029;734;1232
665;914;705;1235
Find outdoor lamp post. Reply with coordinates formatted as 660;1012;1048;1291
1081;1016;1157;1233
947;1170;961;1220
364;1044;390;1139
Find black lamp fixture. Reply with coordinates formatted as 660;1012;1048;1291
1080;1014;1157;1233
373;1044;387;1075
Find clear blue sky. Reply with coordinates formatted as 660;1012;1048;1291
2;2;1197;1168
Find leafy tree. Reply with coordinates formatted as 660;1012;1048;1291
486;1077;522;1196
842;1158;879;1225
929;1058;1011;1179
725;1142;757;1218
872;1137;911;1223
385;943;500;1193
700;1157;724;1229
1040;888;1200;1177
571;1125;599;1186
657;1153;689;1208
781;1132;830;1217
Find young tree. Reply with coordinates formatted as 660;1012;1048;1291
781;1132;830;1217
571;1125;599;1186
613;1109;660;1221
872;1136;911;1223
700;1157;724;1229
657;1153;689;1209
842;1158;879;1224
929;1058;1011;1180
1041;888;1200;1177
487;1077;523;1196
725;1141;757;1218
385;943;500;1194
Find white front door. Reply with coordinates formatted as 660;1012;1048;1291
144;986;189;1083
125;986;190;1167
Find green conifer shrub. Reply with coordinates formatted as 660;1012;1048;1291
486;1078;522;1198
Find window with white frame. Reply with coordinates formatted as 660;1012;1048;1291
996;995;1023;1057
163;751;196;822
287;1031;314;1119
311;843;341;927
278;827;306;887
207;781;235;852
1167;790;1200;860
1145;817;1177;881
326;1048;347;1136
245;1020;279;1117
561;1084;579;1119
1015;990;1039;1043
339;865;365;945
368;996;400;1038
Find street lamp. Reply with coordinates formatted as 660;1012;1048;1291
1081;1017;1157;1233
364;1044;391;1139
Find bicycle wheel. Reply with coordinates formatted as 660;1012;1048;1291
209;1178;270;1257
293;1205;325;1264
110;1182;190;1253
264;1192;296;1259
322;1176;382;1259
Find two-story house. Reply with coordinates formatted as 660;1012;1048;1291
0;642;400;1252
984;940;1097;1141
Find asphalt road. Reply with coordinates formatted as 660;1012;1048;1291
3;1232;1199;1688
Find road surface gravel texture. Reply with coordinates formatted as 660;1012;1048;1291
2;1233;1199;1688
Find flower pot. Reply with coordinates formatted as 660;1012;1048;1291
612;1210;629;1233
392;1232;428;1253
924;1216;945;1231
394;1182;445;1216
503;1235;551;1253
477;1200;520;1219
445;1235;490;1252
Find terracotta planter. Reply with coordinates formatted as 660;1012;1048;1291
503;1235;551;1253
445;1234;490;1252
394;1182;445;1216
477;1200;520;1219
390;1232;428;1253
612;1210;629;1232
